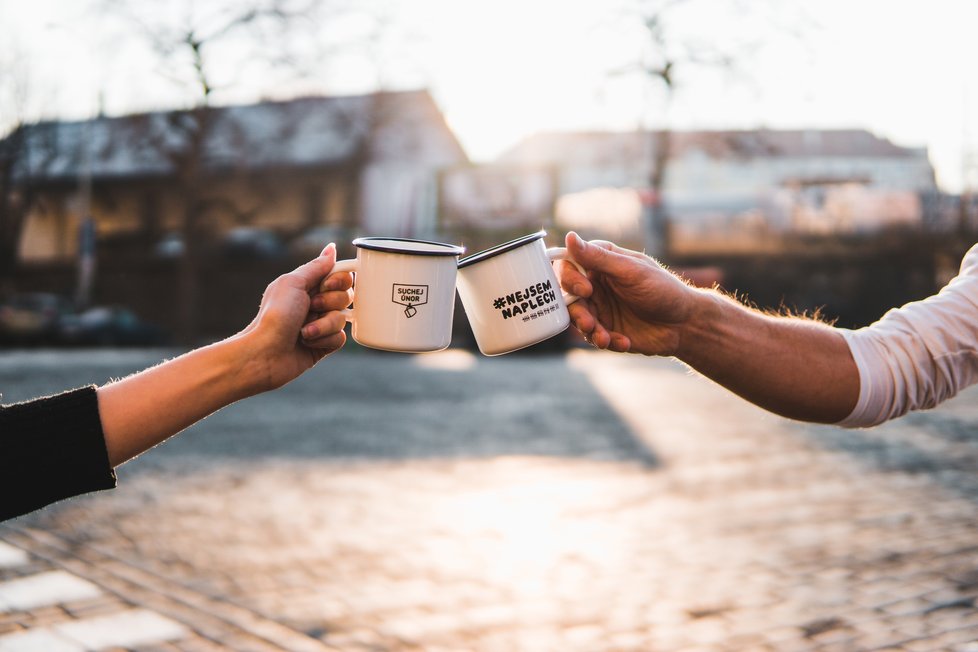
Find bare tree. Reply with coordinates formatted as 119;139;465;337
103;0;377;343
0;49;50;292
0;126;28;291
612;0;810;258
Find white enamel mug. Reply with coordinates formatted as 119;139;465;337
456;230;584;356
326;237;465;353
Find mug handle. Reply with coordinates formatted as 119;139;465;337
322;258;358;322
546;247;586;306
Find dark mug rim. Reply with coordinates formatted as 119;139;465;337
352;237;465;257
457;230;547;269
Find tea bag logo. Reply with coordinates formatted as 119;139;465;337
392;284;428;318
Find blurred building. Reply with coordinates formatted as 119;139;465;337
436;164;559;252
8;90;467;263
501;129;938;253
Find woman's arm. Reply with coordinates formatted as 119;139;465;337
97;334;271;466
98;244;352;466
1;245;351;521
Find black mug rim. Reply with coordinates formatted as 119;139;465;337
457;230;547;269
352;236;465;257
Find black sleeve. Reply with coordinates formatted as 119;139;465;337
1;386;117;522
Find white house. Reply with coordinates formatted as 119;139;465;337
501;129;937;251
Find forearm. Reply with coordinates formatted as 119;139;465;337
676;290;859;423
96;332;267;466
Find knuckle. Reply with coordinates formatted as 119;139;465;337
268;273;293;291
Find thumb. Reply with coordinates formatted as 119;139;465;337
290;242;337;292
566;232;628;275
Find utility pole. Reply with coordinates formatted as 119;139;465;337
75;115;96;309
960;86;976;236
963;150;977;235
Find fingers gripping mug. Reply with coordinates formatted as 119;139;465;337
456;230;585;356
326;237;465;353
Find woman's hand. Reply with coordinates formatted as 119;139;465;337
240;243;354;392
97;243;355;466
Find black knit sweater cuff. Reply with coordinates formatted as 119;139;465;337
1;385;117;521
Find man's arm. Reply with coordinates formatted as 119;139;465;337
675;288;859;423
559;232;859;423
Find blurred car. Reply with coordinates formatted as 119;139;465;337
289;225;352;259
153;232;187;259
59;306;166;347
222;227;287;260
0;293;74;345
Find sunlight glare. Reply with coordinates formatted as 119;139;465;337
431;461;633;600
412;349;478;371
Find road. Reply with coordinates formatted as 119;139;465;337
2;346;978;651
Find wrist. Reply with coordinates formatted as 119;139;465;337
219;330;276;398
674;288;727;363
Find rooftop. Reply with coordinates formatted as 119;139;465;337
6;90;463;182
501;128;928;166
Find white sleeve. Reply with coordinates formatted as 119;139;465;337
836;244;978;428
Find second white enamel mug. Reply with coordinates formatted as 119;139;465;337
456;230;583;356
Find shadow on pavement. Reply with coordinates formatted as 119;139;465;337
799;393;978;501
154;349;658;469
0;348;658;473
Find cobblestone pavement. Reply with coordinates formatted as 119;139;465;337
2;347;978;651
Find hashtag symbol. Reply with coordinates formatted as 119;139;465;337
493;297;506;310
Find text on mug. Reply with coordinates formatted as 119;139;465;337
492;280;558;320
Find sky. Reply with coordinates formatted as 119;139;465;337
2;0;976;193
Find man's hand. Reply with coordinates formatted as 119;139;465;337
557;232;701;356
557;231;860;423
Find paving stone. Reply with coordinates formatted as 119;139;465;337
898;637;936;651
0;627;83;652
0;546;27;572
0;572;101;613
18;605;68;628
62;595;130;619
604;630;652;650
50;609;188;649
172;639;231;652
937;625;978;645
131;644;185;652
